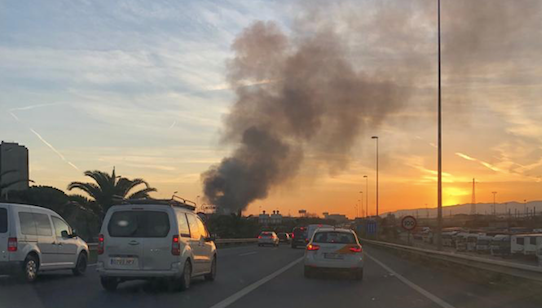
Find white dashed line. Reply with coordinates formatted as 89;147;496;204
208;257;304;308
365;252;455;308
238;251;258;257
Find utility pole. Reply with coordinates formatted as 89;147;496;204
470;178;476;215
491;191;497;215
435;0;443;251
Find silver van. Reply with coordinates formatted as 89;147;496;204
96;199;217;291
0;203;89;282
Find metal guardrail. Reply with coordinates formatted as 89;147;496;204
87;238;258;251
362;239;542;283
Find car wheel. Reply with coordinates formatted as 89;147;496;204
179;260;192;291
304;266;314;279
101;277;119;292
72;252;88;276
22;255;39;283
204;257;217;281
354;269;364;281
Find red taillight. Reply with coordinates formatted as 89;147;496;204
172;235;181;255
258;236;262;239
306;244;320;251
8;237;17;252
350;245;363;253
97;234;104;255
292;234;294;239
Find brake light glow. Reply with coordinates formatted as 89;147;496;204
306;244;320;251
172;235;181;255
8;237;17;252
350;245;363;253
97;234;104;255
258;236;262;239
291;233;294;239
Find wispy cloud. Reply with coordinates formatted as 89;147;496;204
455;152;501;172
8;111;80;172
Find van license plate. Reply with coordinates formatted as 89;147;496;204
324;253;343;260
110;258;136;266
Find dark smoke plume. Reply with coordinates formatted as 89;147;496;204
202;20;407;213
202;0;542;214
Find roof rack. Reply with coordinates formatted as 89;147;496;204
118;197;196;211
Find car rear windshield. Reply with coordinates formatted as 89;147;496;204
0;208;6;233
293;228;306;236
261;232;272;237
108;211;170;238
313;232;356;244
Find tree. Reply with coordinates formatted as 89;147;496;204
0;170;34;198
67;169;156;217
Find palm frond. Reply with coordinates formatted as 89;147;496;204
127;187;157;200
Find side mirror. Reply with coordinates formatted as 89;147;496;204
71;230;78;238
205;236;215;242
61;230;70;238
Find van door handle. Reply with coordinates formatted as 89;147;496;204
128;241;140;246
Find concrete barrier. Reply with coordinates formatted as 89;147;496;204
362;239;542;283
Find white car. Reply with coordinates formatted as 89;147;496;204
304;228;364;280
96;199;217;291
258;231;279;247
0;203;89;282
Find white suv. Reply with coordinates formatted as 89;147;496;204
96;199;217;291
0;203;89;282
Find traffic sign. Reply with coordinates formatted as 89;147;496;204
366;220;377;236
401;215;417;231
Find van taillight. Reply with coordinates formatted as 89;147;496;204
172;235;181;255
98;234;104;255
8;238;17;252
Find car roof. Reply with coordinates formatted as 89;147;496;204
0;202;59;216
314;227;353;234
108;203;192;213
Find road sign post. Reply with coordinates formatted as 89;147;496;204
401;215;417;246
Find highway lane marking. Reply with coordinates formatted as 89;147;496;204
238;251;257;257
88;263;97;267
0;275;8;278
366;253;455;308
208;256;304;308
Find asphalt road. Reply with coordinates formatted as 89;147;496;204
0;244;540;308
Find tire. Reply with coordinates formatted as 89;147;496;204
179;260;192;291
72;252;88;276
100;277;119;292
304;266;314;279
354;269;364;281
204;257;217;281
22;254;39;283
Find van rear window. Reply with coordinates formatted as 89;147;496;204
108;211;170;238
0;208;7;233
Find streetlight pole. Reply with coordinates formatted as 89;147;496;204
371;136;379;217
364;175;368;217
435;0;443;252
359;191;363;218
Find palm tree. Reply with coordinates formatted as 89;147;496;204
67;168;156;216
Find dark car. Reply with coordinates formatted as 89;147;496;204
277;232;291;243
291;227;308;248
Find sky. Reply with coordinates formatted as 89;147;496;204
1;0;542;218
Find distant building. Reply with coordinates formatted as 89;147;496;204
259;210;283;225
0;141;29;196
323;213;348;223
259;211;270;224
